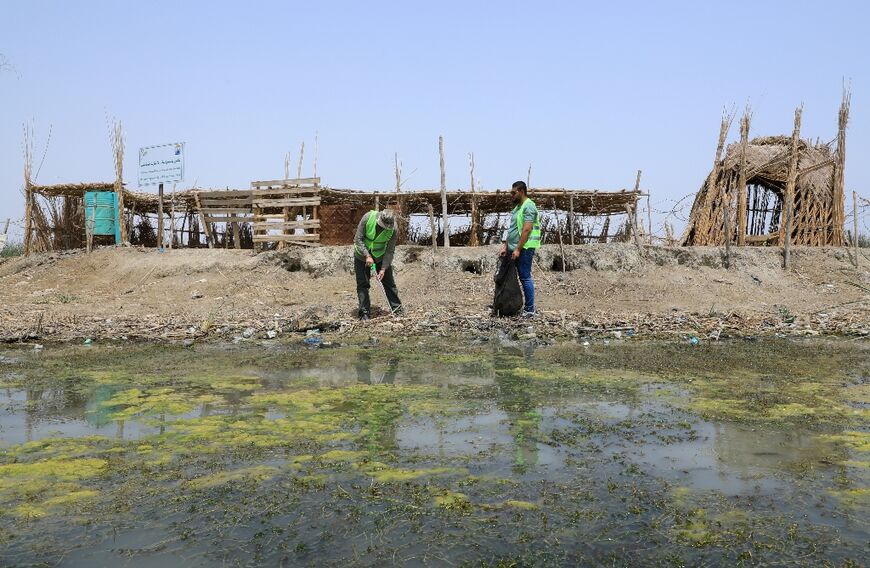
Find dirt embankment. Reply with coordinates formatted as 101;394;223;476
0;244;868;343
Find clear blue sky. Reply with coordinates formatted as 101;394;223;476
2;0;867;238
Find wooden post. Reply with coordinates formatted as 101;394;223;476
297;141;305;180
169;184;176;249
374;192;379;211
469;152;479;246
439;136;449;248
598;217;610;243
569;194;575;246
723;178;732;268
736;109;751;245
647;194;653;245
22;127;33;256
157;183;164;249
854;190;859;269
632;170;643;242
395;152;405;244
23;183;33;256
112;121;127;245
783;106;802;269
193;192;214;249
427;203;437;269
551;198;566;274
831;88;850;245
625;204;642;251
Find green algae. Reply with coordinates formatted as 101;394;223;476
186;465;280;489
0;338;867;566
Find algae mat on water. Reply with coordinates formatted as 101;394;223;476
0;338;867;567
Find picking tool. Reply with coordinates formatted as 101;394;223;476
370;263;398;318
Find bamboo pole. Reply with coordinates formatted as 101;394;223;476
527;164;531;189
736;109;751;245
284;152;290;180
439;136;449;248
297;141;305;180
783;106;803;269
469;152;479;246
854;190;859;269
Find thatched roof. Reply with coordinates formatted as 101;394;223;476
723;136;835;199
31;183;640;217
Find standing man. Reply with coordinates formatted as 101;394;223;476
354;208;403;320
500;181;541;317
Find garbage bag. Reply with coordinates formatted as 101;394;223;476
492;255;523;317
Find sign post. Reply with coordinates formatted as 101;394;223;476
139;143;185;251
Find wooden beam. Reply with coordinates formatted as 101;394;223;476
250;177;320;187
439;135;449;248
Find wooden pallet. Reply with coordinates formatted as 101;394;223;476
194;189;254;249
250;178;321;248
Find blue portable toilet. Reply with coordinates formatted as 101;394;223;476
84;190;122;244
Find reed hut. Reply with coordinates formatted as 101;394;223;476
682;95;849;247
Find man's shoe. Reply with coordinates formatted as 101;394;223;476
360;314;370;321
520;310;536;319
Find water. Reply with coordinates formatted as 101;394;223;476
0;339;867;566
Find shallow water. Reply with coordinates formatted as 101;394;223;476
0;338;867;566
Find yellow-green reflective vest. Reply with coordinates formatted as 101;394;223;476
355;210;395;258
515;198;541;249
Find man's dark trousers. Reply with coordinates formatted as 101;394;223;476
355;256;402;317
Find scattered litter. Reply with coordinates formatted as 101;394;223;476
266;330;278;339
191;290;204;299
689;336;700;346
83;338;92;345
242;328;255;339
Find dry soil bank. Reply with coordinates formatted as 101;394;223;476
0;244;868;342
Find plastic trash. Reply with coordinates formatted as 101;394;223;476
303;336;323;346
84;338;92;345
689;336;700;346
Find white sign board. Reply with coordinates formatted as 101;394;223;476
138;142;185;186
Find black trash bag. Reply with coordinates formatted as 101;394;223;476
492;255;523;317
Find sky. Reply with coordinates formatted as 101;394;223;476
1;0;867;240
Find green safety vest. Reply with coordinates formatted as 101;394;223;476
514;198;541;249
355;210;395;258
